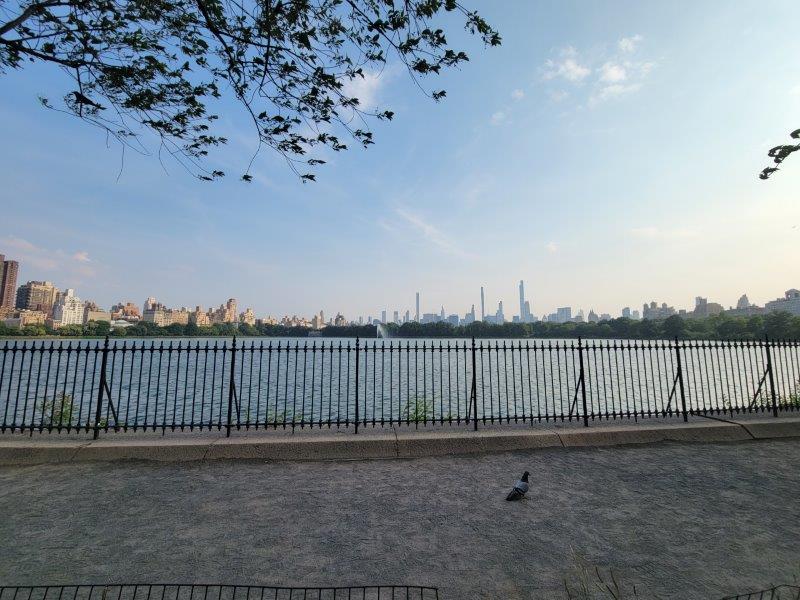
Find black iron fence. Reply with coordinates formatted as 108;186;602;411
0;337;798;437
0;584;440;600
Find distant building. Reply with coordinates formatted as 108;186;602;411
766;289;800;316
736;294;751;310
83;302;111;323
462;304;476;325
556;307;572;323
0;254;19;310
587;309;599;323
600;313;612;321
16;281;59;315
190;306;210;326
518;280;534;323
52;289;85;327
495;301;505;323
111;302;141;321
168;308;190;325
621;307;631;319
3;309;47;329
642;301;676;320
334;313;347;327
240;308;256;326
143;302;170;327
631;310;641;320
691;297;723;319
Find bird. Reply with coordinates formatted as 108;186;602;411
505;471;530;501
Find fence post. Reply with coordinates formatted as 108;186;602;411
354;337;360;434
93;336;110;440
764;336;779;418
226;335;237;438
674;337;688;422
578;338;589;427
470;337;478;431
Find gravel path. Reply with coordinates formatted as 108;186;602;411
1;439;798;599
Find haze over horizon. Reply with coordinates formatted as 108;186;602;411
1;0;799;319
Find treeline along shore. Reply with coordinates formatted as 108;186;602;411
2;311;800;340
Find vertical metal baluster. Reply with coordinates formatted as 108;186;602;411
764;337;779;417
273;341;281;428
354;338;360;433
180;342;190;430
291;342;299;429
167;341;175;430
0;342;8;432
327;341;333;427
300;342;307;429
388;342;394;426
336;341;342;427
210;341;219;430
265;341;273;427
18;342;33;432
309;342;316;429
3;342;19;432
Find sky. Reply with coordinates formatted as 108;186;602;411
1;0;799;321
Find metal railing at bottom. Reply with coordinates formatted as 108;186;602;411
720;585;800;600
0;586;440;600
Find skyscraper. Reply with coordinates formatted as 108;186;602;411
0;254;19;310
480;286;485;321
519;280;525;322
16;281;58;315
415;292;420;322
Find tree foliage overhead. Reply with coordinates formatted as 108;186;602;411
759;127;800;180
0;0;499;181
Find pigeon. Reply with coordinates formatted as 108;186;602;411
505;471;530;501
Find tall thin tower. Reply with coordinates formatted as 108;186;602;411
519;280;525;322
480;286;485;321
415;292;420;322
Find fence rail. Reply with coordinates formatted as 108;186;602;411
0;337;798;437
0;584;440;600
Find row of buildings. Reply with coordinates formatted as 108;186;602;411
3;253;800;331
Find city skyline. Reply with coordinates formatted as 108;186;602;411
3;252;799;327
1;2;799;323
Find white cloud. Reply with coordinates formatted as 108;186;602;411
341;70;385;109
511;89;525;101
542;49;591;82
619;34;643;53
590;83;642;105
629;226;698;240
546;241;559;253
599;62;627;83
0;235;98;280
395;208;468;257
544;37;654;108
490;110;507;125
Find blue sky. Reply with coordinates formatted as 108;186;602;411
1;0;799;321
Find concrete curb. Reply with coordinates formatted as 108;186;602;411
1;418;798;466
